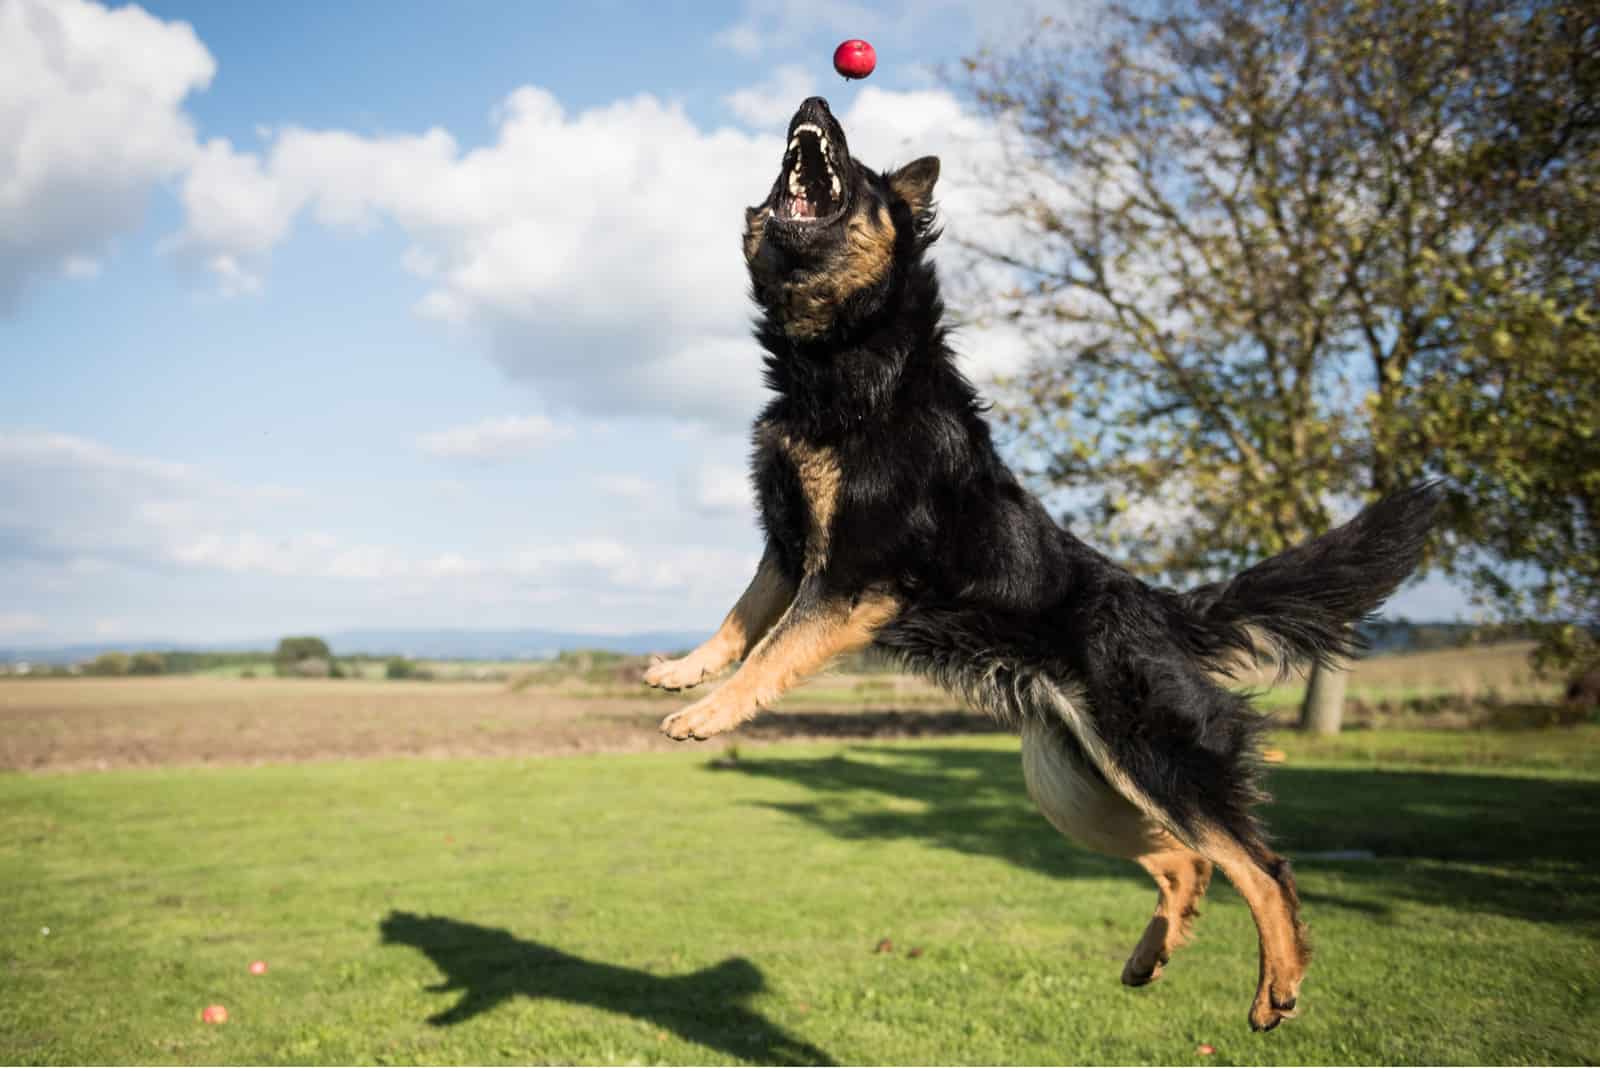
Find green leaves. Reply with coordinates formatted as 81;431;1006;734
955;0;1598;667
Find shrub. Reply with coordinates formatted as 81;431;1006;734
84;652;131;676
275;636;332;677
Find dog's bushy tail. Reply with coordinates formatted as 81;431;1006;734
1168;483;1445;672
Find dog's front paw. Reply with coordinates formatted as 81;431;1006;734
660;692;755;741
644;654;722;692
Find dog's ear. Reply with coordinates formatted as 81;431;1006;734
888;156;940;216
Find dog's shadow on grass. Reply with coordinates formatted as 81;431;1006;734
719;744;1600;928
722;744;1130;882
379;911;834;1065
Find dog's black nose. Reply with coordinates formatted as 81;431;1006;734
802;96;832;114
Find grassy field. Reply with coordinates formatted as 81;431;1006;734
4;726;1598;1065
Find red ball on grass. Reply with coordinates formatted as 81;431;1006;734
833;39;876;80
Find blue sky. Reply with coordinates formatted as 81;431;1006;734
1;0;1468;647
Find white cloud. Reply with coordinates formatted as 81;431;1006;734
713;22;766;57
170;90;778;425
0;430;214;567
168;80;1033;428
165;136;291;292
0;0;213;310
0;429;762;639
170;531;348;578
600;461;753;520
503;539;754;594
723;64;817;128
164;529;753;598
400;245;437;278
417;415;571;461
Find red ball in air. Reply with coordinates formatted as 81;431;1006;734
833;39;876;80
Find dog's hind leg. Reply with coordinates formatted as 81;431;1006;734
1122;849;1213;987
1191;825;1310;1032
1019;721;1213;986
1020;684;1308;1030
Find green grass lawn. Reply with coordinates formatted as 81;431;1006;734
3;730;1598;1065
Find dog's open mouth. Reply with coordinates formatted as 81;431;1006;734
777;123;844;223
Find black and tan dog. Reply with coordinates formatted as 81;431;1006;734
645;96;1440;1033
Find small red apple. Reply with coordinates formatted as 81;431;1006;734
1197;1043;1216;1055
249;960;268;975
201;1004;228;1024
833;39;876;80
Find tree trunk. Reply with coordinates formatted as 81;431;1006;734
1298;660;1348;734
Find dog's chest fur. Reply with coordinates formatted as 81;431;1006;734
753;419;842;577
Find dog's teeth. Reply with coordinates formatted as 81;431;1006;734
793;124;832;151
831;174;841;197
